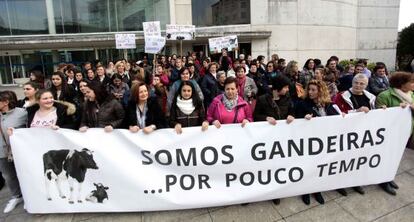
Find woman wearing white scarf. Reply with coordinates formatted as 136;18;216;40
376;72;414;196
170;81;209;134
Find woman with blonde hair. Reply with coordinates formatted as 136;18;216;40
295;79;341;205
114;61;130;85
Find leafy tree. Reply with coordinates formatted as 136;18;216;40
397;23;414;71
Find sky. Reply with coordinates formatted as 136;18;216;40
399;0;414;30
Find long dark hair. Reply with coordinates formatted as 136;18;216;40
173;81;203;109
30;70;45;89
50;71;73;101
86;82;111;105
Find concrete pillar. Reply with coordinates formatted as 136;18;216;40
95;48;99;60
52;50;60;71
45;0;56;34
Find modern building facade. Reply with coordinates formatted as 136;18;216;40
0;0;400;85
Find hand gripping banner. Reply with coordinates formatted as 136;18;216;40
10;107;411;213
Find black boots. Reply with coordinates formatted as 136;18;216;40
272;199;280;205
353;186;365;195
0;172;4;191
337;188;347;196
302;194;310;205
337;186;365;196
379;182;397;195
314;193;325;204
302;193;324;205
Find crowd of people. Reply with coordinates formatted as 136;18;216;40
0;49;413;212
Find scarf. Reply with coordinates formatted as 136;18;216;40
394;88;413;104
222;94;238;111
237;76;246;99
176;97;195;115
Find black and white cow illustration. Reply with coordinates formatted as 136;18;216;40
43;148;98;204
86;183;109;203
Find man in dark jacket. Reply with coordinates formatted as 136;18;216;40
170;58;184;84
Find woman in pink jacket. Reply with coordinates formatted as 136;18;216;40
207;77;253;128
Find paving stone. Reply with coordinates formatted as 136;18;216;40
284;201;358;222
182;213;211;222
5;213;73;222
209;201;281;222
72;213;104;221
142;208;208;222
397;149;414;174
273;195;320;218
78;213;141;222
373;203;414;222
335;173;414;221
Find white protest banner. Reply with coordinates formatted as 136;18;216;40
10;107;411;213
208;35;238;54
115;33;136;49
143;21;161;38
144;36;166;54
166;24;196;40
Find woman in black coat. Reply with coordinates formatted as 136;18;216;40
170;81;208;134
295;79;341;206
126;83;167;134
254;74;295;124
79;82;125;132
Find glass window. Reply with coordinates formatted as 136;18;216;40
192;0;250;27
0;0;48;36
53;0;170;34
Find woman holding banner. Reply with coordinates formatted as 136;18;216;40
253;74;295;205
207;77;253;128
333;73;376;196
27;89;76;129
170;81;208;134
79;83;125;132
375;71;414;195
0;91;27;213
126;83;167;134
295;79;342;205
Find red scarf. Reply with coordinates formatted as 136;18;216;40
237;76;246;98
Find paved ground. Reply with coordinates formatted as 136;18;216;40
0;86;413;222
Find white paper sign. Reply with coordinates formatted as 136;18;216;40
145;36;166;54
143;21;161;38
166;25;196;40
115;34;136;49
208;35;238;54
10;108;411;213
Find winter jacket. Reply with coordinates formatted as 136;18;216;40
201;73;219;109
170;104;206;128
334;90;376;113
295;98;341;118
125;97;168;129
376;88;414;131
207;94;253;124
0;108;27;158
369;75;390;96
239;77;258;102
254;94;294;121
80;99;125;128
27;101;76;129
